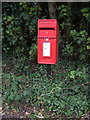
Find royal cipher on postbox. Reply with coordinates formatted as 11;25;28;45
37;19;59;64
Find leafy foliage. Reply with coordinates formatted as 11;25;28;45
3;60;89;118
2;2;89;119
2;2;41;59
57;4;90;61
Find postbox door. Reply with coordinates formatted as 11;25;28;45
38;37;57;64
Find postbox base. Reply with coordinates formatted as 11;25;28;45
38;61;57;64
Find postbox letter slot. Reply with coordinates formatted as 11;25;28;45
39;28;55;30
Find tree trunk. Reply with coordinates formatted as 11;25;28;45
48;2;57;19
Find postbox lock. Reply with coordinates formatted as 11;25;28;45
45;38;48;41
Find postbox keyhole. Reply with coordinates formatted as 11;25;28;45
45;38;48;41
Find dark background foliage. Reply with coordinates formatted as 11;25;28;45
2;2;90;119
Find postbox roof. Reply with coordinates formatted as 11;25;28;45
38;19;57;22
38;19;57;28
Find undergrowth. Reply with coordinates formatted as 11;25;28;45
2;56;89;119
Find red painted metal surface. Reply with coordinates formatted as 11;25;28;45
37;19;59;64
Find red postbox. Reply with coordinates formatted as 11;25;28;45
37;19;59;64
